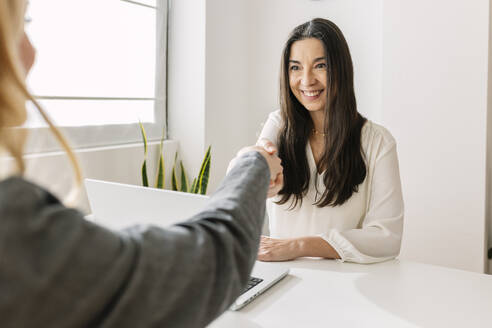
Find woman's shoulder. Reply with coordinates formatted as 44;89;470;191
0;176;43;197
361;120;397;150
0;176;60;214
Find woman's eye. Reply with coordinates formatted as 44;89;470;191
315;63;327;69
289;65;300;71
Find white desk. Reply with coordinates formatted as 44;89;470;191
209;259;492;328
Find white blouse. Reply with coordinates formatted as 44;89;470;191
258;110;404;264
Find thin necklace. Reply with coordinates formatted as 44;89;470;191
312;129;327;137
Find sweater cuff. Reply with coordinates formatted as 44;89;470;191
228;151;270;180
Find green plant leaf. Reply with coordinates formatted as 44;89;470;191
197;145;211;195
171;166;178;191
191;178;198;194
171;152;178;191
198;156;211;195
141;160;149;187
138;122;149;187
138;121;148;156
155;146;165;189
180;160;189;193
155;127;166;188
155;155;164;188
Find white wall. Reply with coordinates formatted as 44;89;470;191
204;0;254;192
381;0;490;273
167;0;206;186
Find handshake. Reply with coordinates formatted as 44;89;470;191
234;138;284;198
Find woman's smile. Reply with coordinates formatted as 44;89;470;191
300;89;324;101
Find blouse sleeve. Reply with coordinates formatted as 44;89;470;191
257;110;282;146
321;140;404;264
227;110;282;174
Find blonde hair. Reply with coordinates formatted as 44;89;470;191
0;0;82;202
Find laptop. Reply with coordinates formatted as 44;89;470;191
85;179;289;311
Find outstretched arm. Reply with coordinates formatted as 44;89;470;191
0;151;277;327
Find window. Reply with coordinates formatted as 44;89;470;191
23;0;166;153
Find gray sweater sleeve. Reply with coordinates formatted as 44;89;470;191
0;151;270;328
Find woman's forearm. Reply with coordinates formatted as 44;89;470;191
258;235;341;261
294;236;341;259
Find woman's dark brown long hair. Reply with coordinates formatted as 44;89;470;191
277;18;367;208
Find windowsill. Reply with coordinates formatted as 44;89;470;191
22;139;177;159
22;122;166;155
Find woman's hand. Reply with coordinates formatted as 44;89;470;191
236;145;283;185
256;138;284;198
258;236;341;261
257;235;299;262
267;173;283;198
230;139;283;195
256;138;277;154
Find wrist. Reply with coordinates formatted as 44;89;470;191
253;148;269;161
290;237;307;258
290;236;341;259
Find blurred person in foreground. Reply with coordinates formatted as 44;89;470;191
0;0;283;327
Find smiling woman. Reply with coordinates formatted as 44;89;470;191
277;18;367;208
256;18;404;264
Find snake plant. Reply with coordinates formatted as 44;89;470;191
172;146;211;195
171;152;190;193
139;123;211;195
